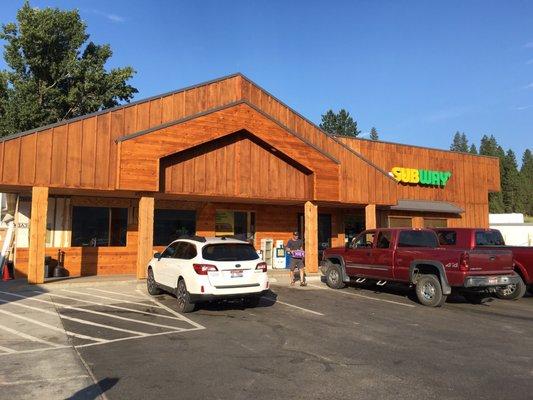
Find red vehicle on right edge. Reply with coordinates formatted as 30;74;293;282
321;228;519;307
432;228;533;300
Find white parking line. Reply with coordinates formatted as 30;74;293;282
0;291;185;331
0;308;107;343
87;288;148;300
61;289;164;308
136;290;206;330
0;324;63;347
261;296;325;316
0;299;149;337
307;283;415;308
36;291;181;321
0;345;16;353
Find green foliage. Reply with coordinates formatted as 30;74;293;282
521;149;533;216
0;1;137;136
319;109;360;137
450;131;469;152
501;149;523;213
369;127;379;141
468;144;477;154
479;134;505;213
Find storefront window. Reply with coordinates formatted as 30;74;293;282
71;207;127;247
153;209;196;245
388;216;412;228
215;210;255;241
423;218;447;228
344;213;364;243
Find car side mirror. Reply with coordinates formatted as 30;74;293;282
154;252;162;261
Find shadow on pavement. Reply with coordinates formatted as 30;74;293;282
67;377;119;400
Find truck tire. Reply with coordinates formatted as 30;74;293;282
415;274;446;307
176;279;196;313
326;263;345;289
495;276;526;300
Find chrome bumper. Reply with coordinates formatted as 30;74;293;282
464;274;520;288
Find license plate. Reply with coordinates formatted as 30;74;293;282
230;270;243;278
488;277;498;285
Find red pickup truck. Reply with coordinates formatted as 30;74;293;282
321;228;518;307
432;228;533;300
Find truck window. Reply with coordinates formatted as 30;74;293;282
436;230;457;245
351;231;375;248
398;231;438;248
376;231;392;249
475;230;505;246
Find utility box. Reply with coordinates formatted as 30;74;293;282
272;240;286;269
260;238;274;267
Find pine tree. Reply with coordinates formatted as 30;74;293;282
479;135;505;213
319;109;360;137
469;144;478;154
369;127;379;140
450;131;469;152
501;150;523;213
520;149;533;216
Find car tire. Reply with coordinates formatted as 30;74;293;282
326;263;345;289
176;279;196;313
146;268;162;295
243;295;261;308
415;274;446;307
495;275;527;300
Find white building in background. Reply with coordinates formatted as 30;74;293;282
489;213;533;246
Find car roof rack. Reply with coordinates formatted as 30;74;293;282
178;235;207;243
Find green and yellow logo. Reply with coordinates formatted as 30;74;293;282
390;167;451;187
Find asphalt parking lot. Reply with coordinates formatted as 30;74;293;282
1;279;532;400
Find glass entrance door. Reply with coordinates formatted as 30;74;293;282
297;213;332;254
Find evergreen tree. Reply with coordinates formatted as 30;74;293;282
319;109;360;137
450;131;469;152
469;144;478;154
520;149;533;216
501;150;523;213
369;127;379;140
479;135;505;213
0;1;137;136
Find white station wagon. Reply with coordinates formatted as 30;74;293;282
146;236;269;312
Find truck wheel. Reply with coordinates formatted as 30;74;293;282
495;276;526;300
146;268;162;295
326;264;345;289
415;274;446;307
176;279;196;313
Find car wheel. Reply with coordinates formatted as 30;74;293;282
176;279;196;313
495;276;527;300
146;268;162;295
415;274;446;307
326;263;345;289
243;295;261;308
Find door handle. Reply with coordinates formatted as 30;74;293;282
489;256;496;261
366;252;371;256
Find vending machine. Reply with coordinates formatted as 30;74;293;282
272;240;286;269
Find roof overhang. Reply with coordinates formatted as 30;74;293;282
388;199;464;214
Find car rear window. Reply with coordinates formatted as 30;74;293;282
202;243;260;261
398;231;438;248
475;230;505;246
436;230;457;245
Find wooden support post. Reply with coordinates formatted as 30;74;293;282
365;204;377;230
304;201;318;273
136;196;154;280
413;216;424;228
28;187;49;284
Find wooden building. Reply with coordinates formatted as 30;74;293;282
0;74;500;284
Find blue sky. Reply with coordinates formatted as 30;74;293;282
1;1;532;160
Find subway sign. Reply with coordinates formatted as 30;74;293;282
390;167;452;187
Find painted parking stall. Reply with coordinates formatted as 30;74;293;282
0;285;204;355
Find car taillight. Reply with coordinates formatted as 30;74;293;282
193;263;218;275
459;252;469;271
256;262;267;272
